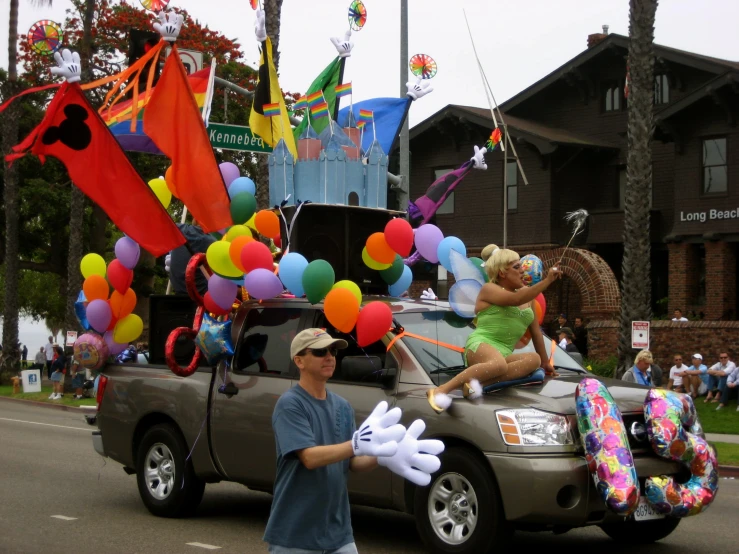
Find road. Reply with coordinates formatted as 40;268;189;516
0;400;737;554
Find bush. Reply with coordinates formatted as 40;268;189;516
584;356;618;378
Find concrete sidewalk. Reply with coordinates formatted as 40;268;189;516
706;433;739;445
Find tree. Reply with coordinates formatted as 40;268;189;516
618;0;659;372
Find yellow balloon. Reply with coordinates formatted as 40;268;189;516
225;225;251;241
245;213;257;231
206;241;242;278
80;253;107;279
332;280;362;306
362;247;391;270
113;314;144;343
148;178;172;209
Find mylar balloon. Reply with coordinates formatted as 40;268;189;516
437;236;467;273
113;313;144;344
332;280;362;306
148;178;172;209
230;192;257;225
521;254;544;287
114;237;140;270
244;268;284;299
384;218;414;257
219;162;240;187
366;232;396;264
324;288;360;333
73;333;109;370
356;301;393;347
362;247;391;270
240;241;273;273
207;241;242;278
388;265;413;297
380;255;404;285
109;288;137;320
414;224;444;263
80;253;106;279
229;235;254;272
228;176;256;198
279;252;309;297
302;259;335;304
254;210;280;239
86;299;112;333
83;275;109;302
75;291;90;331
108;259;134;294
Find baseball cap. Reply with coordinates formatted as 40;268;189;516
290;328;348;359
558;327;574;338
559;313;567;319
692;353;703;360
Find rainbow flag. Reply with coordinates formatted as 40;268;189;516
307;91;324;107
310;101;329;119
358;109;373;124
335;82;352;98
263;102;281;117
293;96;307;110
486;127;502;151
357;120;366;129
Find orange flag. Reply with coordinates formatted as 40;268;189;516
144;46;232;233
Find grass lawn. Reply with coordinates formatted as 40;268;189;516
0;385;96;408
711;442;739;467
693;396;739;434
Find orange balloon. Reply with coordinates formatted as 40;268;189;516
324;288;360;333
229;235;254;273
515;329;532;350
83;275;109;302
533;300;544;325
254;210;280;238
109;288;137;319
165;166;178;198
365;232;396;264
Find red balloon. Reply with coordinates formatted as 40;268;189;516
108;259;133;294
535;293;547;323
384;218;414;257
356;301;393;347
204;292;230;316
240;241;274;273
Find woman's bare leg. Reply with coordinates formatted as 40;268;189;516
436;343;508;395
478;352;541;388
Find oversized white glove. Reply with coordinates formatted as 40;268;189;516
406;78;433;101
153;10;183;42
255;9;267;42
420;288;437;300
164;253;171;273
471;145;488;170
378;419;445;486
50;49;81;83
330;30;354;58
352;401;406;457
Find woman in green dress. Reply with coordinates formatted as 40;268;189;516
427;244;561;413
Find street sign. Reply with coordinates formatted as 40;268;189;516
631;321;650;350
66;331;78;347
166;47;203;75
207;122;273;154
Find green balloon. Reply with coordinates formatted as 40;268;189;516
302;259;335;304
469;257;489;282
380;255;404;284
230;192;257;225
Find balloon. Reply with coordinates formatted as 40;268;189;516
80;253;106;279
73;333;110;370
207;241;242;278
147;178;172;209
380;255;404;285
356;301;393;347
279;252;309;297
384;218;414;257
228;176;257;198
230;192;257;225
362;247;391;270
109;288;137;319
113;313;144;344
535;293;546;325
240;241;274;273
165;166;178;197
254;210;280;238
204;292;230;316
219;162;240;187
515;330;532;350
302;259;335;304
103;331;127;357
533;299;544;325
414;224;444;263
208;274;238;311
114;237;141;270
75;291;90;331
224;225;251;242
244;268;284;299
107;259;134;294
324;288;360;333
83;275;109;302
229;235;254;272
388;265;413;297
521;254;544;287
437;236;467;273
469;256;488;282
245;213;257;231
332;280;362;306
86;299;112;333
535;292;547;315
107;315;119;332
365;232;396;264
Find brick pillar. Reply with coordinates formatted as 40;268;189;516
704;241;737;320
668;243;699;314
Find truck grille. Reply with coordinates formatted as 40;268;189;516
621;413;650;452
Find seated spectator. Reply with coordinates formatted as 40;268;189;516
667;354;689;393
705;352;737;403
672;309;688;322
557;328;579;354
715;356;739;411
622;350;663;387
682;353;708;398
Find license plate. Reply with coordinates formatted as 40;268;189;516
633;497;665;521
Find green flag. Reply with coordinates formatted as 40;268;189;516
293;57;344;141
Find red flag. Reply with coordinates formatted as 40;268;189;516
144;46;232;233
8;82;185;257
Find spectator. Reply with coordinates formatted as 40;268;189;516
70;358;86;400
573;316;588;357
44;336;55;380
622;350;663;387
705;352;737;403
682;353;708;398
32;347;46;370
557;328;579;354
21;344;28;367
550;313;568;337
672;309;688;322
667;354;689;393
716;362;739;411
48;346;67;400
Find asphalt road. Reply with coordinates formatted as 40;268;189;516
0;400;737;554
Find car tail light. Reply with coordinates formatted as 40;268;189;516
96;375;108;412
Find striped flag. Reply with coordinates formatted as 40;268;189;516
335;82;352;98
310;101;329;119
293;96;307;111
486;127;502;151
358;109;373;122
263;102;281;117
357;120;366;129
307;91;324;107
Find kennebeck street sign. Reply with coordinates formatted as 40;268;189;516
208;122;273;154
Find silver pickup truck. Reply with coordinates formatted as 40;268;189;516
91;297;686;554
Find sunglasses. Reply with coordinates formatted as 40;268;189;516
306;347;338;358
720;356;729;359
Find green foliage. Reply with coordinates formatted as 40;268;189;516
0;267;66;327
583;356;618;378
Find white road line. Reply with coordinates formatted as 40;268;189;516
186;543;222;550
0;417;89;432
51;515;78;521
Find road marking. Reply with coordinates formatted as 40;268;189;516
0;417;89;432
51;515;78;521
186;543;221;550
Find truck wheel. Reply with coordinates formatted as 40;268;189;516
600;517;680;544
414;448;511;554
136;423;205;518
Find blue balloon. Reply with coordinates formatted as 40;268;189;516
437;236;467;273
75;290;91;331
388;265;413;297
279;252;309;297
228;176;257;199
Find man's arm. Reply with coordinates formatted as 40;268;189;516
296;442;354;470
350;455;378;472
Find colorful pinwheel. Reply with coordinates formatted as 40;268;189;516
140;0;170;11
27;20;63;56
250;0;259;9
410;54;437;80
348;0;367;31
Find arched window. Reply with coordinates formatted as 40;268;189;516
348;191;359;206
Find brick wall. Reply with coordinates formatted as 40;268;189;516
704;241;737;320
668;242;700;314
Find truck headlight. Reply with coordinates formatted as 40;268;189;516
496;409;573;446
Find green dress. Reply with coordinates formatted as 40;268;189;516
465;304;534;361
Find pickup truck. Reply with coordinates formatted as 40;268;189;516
91;297;687;554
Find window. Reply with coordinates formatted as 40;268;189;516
506;160;518;211
434;169;455;214
703;138;727;194
348;191;359;206
603;84;621;112
234;308;302;376
654;74;669;105
436;266;449;299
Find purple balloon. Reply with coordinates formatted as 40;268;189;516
208;274;238;311
87;299;112;333
115;237;140;270
219;162;240;187
415;224;444;263
104;331;127;356
244;268;284;300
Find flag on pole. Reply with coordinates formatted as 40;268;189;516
310;102;329;119
263;102;281;117
292;57;344;140
293;96;307;111
335;82;352;98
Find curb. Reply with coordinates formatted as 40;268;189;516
0;395;96;413
719;465;739;478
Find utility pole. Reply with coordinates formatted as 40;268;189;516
397;0;410;212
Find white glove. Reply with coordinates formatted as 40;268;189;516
255;9;267;42
420;288;437;300
164;253;171;273
352;401;406;458
378;420;445;486
50;49;81;83
471;145;488;170
330;30;354;58
406;78;433;101
153;11;183;42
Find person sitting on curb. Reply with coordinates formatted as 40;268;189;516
557;327;579;354
667;354;689;394
705;352;737;403
622;350;663;388
714;358;739;411
682;353;708;398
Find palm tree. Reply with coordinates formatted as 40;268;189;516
617;0;659;372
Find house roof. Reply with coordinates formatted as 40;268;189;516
656;71;739;122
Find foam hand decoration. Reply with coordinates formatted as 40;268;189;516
352;401;406;457
164;253;172;273
255;9;267;42
153;10;184;42
420;288;438;300
406;78;433;101
378;419;444;486
330;30;354;58
471;145;488;170
50;49;81;83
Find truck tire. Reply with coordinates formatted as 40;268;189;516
600;517;680;544
414;447;511;554
136;423;205;518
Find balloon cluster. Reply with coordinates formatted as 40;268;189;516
362;218;414;296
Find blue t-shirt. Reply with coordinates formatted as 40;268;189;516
263;384;357;550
